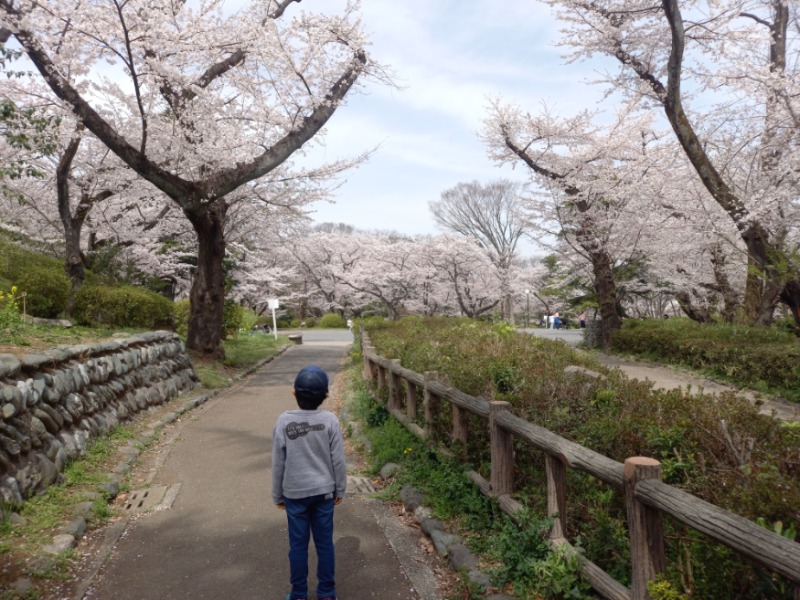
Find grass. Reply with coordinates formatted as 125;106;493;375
191;332;288;388
222;332;287;367
0;321;155;352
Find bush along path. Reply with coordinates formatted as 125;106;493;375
358;317;800;599
592;352;800;422
342;365;592;599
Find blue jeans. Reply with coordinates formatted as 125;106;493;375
284;494;336;600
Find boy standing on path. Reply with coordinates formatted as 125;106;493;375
272;365;347;600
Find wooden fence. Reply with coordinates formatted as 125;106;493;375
360;332;800;600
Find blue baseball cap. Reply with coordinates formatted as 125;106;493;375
294;365;329;398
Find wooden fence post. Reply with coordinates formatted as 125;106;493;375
362;345;372;381
452;402;468;447
489;401;514;496
406;381;418;420
423;371;439;435
376;364;387;395
546;454;568;541
625;457;666;600
389;359;402;411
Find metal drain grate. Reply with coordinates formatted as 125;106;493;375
123;484;179;513
347;476;376;495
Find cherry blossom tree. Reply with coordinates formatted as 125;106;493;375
0;0;374;356
417;234;502;318
335;234;422;320
285;230;365;317
483;102;673;345
543;0;800;328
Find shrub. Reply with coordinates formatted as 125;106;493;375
364;317;800;597
222;300;244;338
73;285;174;329
255;315;272;328
174;299;190;337
15;266;70;318
240;307;261;331
319;313;346;328
612;318;800;401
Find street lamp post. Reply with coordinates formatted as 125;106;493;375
524;289;530;328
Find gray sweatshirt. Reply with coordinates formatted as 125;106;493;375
271;409;347;504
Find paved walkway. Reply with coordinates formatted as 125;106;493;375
73;325;797;599
79;330;438;600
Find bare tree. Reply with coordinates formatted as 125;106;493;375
429;180;526;322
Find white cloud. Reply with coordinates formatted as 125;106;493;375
301;0;621;241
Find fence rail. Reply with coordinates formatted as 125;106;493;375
360;333;800;600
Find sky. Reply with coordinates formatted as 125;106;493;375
301;0;616;243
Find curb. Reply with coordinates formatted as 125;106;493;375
392;479;512;599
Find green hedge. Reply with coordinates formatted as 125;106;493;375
15;266;70;318
73;285;174;329
0;236;71;318
365;317;800;598
318;313;346;328
612;318;800;401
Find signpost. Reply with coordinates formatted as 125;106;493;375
268;298;279;340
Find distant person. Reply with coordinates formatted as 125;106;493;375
553;312;560;330
579;311;586;329
272;366;346;600
346;318;353;333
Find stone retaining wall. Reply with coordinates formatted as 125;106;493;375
0;331;198;506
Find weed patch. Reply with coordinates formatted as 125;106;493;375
344;365;588;598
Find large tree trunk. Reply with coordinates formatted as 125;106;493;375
675;291;714;324
56;131;115;318
186;199;228;358
741;229;786;325
780;280;800;335
63;225;85;318
709;243;740;323
658;0;797;330
591;250;622;349
56;136;83;318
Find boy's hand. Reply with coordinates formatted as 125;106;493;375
334;497;343;506
276;502;285;510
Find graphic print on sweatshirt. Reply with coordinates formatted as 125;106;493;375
286;421;326;440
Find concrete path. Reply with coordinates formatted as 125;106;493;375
521;327;800;422
80;330;437;600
